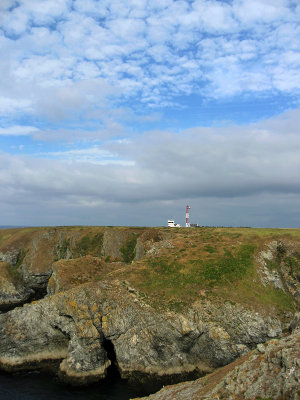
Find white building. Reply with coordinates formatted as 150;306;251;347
168;219;181;227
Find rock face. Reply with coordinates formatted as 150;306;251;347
0;279;284;386
257;240;300;304
20;230;56;292
0;230;59;310
1;280;200;385
0;249;22;265
0;227;159;311
137;328;300;400
0;262;32;311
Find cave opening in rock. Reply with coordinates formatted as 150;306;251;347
102;338;121;380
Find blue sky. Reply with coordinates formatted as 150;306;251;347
0;0;300;227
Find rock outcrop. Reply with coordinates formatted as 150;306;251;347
0;261;32;311
0;279;285;386
257;240;300;304
0;249;22;265
1;280;200;385
0;227;161;311
0;229;60;310
136;328;300;400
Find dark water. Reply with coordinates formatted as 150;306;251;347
0;371;154;400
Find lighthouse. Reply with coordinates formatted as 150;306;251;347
185;205;190;228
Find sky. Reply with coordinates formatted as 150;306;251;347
0;0;300;227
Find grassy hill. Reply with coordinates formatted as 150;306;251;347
110;227;299;315
0;226;299;317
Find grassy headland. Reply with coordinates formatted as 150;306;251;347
0;226;299;316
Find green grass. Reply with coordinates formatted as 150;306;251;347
16;248;28;268
5;264;23;285
184;244;256;287
199;244;255;285
120;233;138;263
255;285;295;314
137;244;256;305
124;236;297;315
256;397;274;400
285;254;300;278
204;245;216;253
73;233;104;257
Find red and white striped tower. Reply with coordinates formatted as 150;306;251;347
185;205;190;227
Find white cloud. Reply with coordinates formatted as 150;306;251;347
0;0;299;153
194;1;237;32
0;125;39;136
0;96;33;115
42;145;135;165
1;6;29;36
0;0;298;123
27;78;117;122
19;0;71;25
232;0;292;24
14;55;74;83
72;0;110;18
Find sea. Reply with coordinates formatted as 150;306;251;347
0;371;154;400
0;226;26;229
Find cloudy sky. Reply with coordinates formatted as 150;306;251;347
1;0;300;227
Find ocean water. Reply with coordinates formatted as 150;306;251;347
0;226;26;229
0;371;154;400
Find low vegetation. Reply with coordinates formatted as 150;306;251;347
113;227;298;314
0;226;299;314
120;232;138;263
73;233;104;257
2;248;28;285
4;263;23;285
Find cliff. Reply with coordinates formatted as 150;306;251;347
136;326;300;400
0;226;299;393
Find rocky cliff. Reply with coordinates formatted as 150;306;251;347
136;326;300;400
0;227;152;311
0;226;299;393
0;278;286;386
